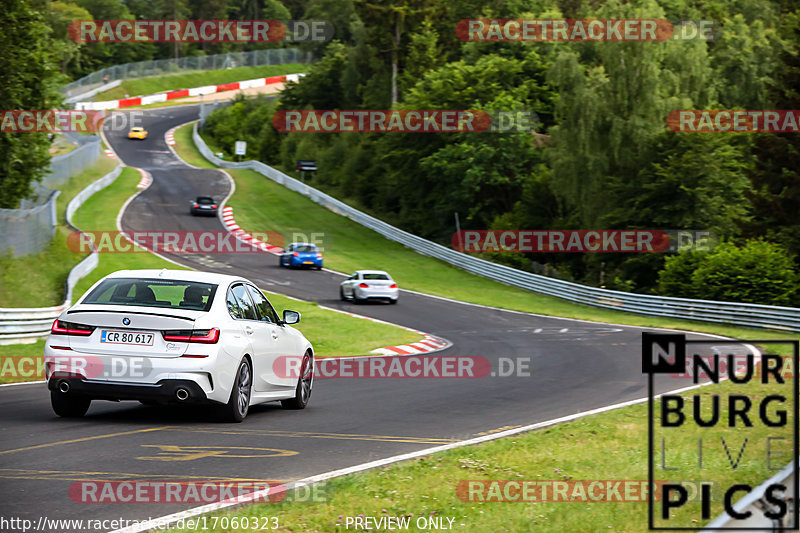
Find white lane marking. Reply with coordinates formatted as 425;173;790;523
99;127;125;167
0;380;45;388
263;278;291;286
107;379;718;533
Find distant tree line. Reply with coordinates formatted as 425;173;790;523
203;0;800;306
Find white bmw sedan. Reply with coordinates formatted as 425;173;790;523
44;269;313;422
339;270;399;304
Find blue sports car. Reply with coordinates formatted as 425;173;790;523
279;242;323;270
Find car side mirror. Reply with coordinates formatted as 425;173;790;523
282;310;300;324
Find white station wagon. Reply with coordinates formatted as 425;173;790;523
44;269;314;422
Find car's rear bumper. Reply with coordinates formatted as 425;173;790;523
47;376;214;404
356;288;399;300
291;259;323;267
191;208;218;216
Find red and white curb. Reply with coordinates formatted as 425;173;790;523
135;168;152;189
220;206;283;253
322;307;452;356
76;73;304;111
104;149;116;159
371;334;450;356
165;127;176;146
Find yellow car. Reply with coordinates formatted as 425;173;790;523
128;127;147;140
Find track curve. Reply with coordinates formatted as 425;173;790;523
0;104;726;529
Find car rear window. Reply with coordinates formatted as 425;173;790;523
83;278;217;311
197;197;214;204
295;245;318;253
362;273;390;280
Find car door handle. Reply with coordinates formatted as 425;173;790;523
271;332;279;340
245;326;254;335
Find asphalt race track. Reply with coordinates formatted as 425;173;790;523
0;105;734;530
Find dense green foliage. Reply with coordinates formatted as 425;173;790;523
46;0;308;79
200;0;800;305
11;0;793;305
0;0;64;208
658;241;799;305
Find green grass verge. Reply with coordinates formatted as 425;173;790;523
0;153;117;308
166;359;796;532
49;135;77;156
173;121;216;169
98;64;308;101
0;166;419;383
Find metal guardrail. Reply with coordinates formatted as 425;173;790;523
703;462;795;530
192;122;800;332
63;48;313;98
0;165;122;343
1;136;103;257
65;80;121;105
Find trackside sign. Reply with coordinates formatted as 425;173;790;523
642;333;798;529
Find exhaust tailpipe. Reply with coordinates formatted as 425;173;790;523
58;380;70;393
176;388;189;401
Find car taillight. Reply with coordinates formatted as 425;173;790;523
293;252;299;257
211;204;217;208
316;253;322;258
193;203;199;208
358;283;369;288
389;283;398;288
162;328;220;344
51;319;95;336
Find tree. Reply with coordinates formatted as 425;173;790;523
740;9;800;260
280;41;348;109
353;0;438;104
658;241;799;306
602;131;752;237
72;0;155;74
44;1;92;75
711;13;779;108
0;0;63;208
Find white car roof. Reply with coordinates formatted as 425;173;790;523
104;269;248;285
355;270;391;276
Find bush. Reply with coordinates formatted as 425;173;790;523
657;249;707;298
657;240;799;306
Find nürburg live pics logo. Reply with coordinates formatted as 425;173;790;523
642;333;798;530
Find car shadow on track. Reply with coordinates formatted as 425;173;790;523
77;401;289;425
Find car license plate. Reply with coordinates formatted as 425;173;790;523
303;261;313;264
101;330;154;345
